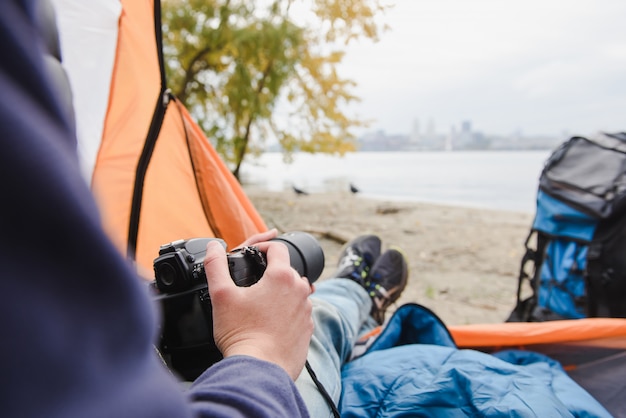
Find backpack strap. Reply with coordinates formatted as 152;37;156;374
508;230;548;322
586;241;610;317
586;214;626;318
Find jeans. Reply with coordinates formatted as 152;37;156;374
295;278;378;417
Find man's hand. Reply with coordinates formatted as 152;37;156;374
203;237;314;380
232;228;279;249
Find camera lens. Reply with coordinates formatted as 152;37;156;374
272;231;325;283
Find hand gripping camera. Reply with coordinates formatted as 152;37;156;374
152;231;325;380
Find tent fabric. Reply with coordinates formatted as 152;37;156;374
568;351;626;418
51;0;121;182
449;317;626;347
53;0;267;273
358;313;626;352
135;100;266;269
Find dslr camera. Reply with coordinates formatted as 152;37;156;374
152;231;325;380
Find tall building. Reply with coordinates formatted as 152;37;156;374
445;124;456;151
410;118;420;147
426;118;436;139
458;119;473;147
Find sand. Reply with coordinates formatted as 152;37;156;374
245;187;534;326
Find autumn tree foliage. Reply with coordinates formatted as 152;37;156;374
162;0;389;179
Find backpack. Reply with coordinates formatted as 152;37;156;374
509;132;626;322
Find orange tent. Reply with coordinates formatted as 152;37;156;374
54;0;266;274
451;318;626;349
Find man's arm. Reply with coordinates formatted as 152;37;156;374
190;356;309;417
0;1;310;416
204;240;314;380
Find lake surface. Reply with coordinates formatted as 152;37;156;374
239;150;552;214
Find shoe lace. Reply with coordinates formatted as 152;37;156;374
364;279;392;310
338;248;369;282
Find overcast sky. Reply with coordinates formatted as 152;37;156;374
337;0;626;138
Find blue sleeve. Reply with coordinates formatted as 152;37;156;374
190;356;310;417
0;1;308;417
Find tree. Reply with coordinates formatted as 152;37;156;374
162;0;390;179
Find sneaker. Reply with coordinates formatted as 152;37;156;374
334;235;382;285
364;248;408;324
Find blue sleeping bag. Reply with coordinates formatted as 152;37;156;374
339;304;611;417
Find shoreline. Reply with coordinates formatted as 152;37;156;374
245;187;534;326
346;192;535;216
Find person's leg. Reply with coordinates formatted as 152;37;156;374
295;235;409;416
295;278;377;417
295;235;383;417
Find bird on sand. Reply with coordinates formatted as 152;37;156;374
350;183;360;194
292;185;309;196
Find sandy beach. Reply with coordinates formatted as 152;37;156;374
245;187;534;326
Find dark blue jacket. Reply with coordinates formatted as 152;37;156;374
0;1;308;417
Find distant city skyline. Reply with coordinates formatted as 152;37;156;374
358;117;564;152
377;116;571;139
338;0;626;138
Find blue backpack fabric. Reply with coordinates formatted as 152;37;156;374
509;132;626;321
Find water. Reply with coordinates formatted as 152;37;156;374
240;150;552;214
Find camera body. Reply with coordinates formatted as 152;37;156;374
153;238;268;294
152;231;324;380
